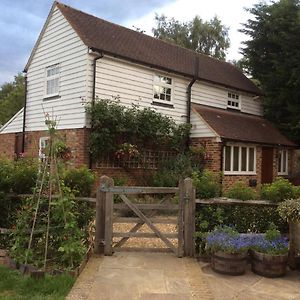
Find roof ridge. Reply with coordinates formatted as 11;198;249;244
55;1;236;67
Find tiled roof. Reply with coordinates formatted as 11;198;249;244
193;104;295;146
56;2;262;95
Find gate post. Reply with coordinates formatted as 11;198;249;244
178;180;184;258
183;178;196;257
94;176;114;255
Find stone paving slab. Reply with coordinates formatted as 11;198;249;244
200;261;300;300
67;252;213;300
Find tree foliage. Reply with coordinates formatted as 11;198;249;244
240;0;300;143
0;74;25;127
152;14;230;60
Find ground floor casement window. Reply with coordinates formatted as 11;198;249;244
278;149;288;175
223;144;256;175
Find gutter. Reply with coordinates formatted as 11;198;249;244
186;56;199;148
21;72;28;153
89;49;103;169
187;56;199;125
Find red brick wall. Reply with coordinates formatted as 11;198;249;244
0;133;16;159
191;137;265;192
22;128;90;167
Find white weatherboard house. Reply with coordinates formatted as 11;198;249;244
0;1;295;189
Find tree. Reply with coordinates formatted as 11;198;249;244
240;0;300;143
152;15;230;60
0;74;25;127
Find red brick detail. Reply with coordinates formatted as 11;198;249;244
21;128;90;167
0;133;16;159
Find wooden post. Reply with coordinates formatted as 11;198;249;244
94;176;114;255
183;178;196;257
103;177;114;256
178;180;184;258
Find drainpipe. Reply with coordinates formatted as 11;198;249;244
186;56;199;145
89;49;103;169
21;72;28;154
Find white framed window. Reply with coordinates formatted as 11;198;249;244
39;137;49;161
223;144;256;175
45;64;60;98
227;92;240;109
153;75;173;103
278;149;288;175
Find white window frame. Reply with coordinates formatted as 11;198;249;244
44;64;60;98
278;149;288;175
39;137;49;161
227;91;241;110
223;144;256;175
153;74;173;104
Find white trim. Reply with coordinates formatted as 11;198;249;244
223;143;257;175
39;136;49;160
152;74;174;105
0;107;24;133
227;91;241;110
278;149;288;175
44;64;60;98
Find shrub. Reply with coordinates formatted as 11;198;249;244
192;170;221;199
278;198;300;222
63;167;96;197
261;177;300;202
226;181;257;200
195;204;287;255
11;158;38;194
0;158;14;193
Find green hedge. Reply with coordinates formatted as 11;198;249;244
195;204;287;255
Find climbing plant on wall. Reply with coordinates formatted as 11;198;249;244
86;99;191;159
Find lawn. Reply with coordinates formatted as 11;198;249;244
0;265;75;300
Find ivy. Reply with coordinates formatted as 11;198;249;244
86;99;191;158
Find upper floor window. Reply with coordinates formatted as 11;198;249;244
224;144;256;175
278;149;288;175
45;64;60;98
153;75;172;103
227;92;240;109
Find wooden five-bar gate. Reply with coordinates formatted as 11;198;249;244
94;176;196;257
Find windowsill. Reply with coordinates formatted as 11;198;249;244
224;171;256;176
227;106;241;111
278;172;288;176
151;100;174;108
43;94;61;101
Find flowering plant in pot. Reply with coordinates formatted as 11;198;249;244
248;224;288;278
278;198;300;269
206;226;249;275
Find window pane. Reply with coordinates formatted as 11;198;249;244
225;146;231;171
233;146;239;171
166;95;171;101
249;148;254;171
159;93;165;100
278;151;282;172
282;150;287;173
241;147;247;171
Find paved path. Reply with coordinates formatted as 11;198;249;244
200;261;300;300
67;252;213;300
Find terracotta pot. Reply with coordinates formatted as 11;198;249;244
251;250;288;278
211;251;247;276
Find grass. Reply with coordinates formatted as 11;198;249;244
0;265;75;300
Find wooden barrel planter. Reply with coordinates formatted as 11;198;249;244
211;251;247;275
251;250;288;278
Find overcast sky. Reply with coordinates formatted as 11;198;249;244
0;0;264;85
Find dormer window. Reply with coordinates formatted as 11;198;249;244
45;64;60;98
153;75;173;103
227;92;240;109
